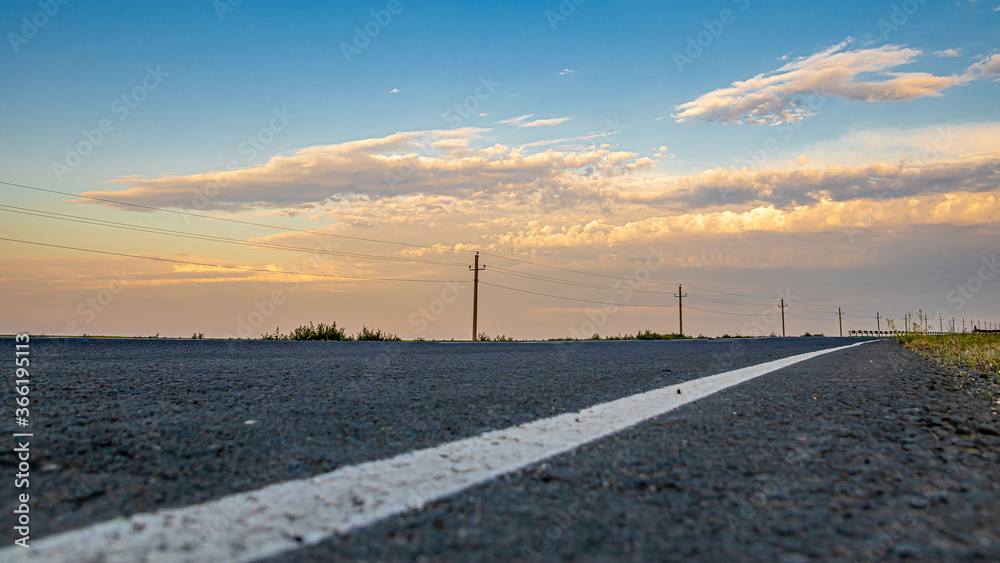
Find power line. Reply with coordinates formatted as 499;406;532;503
479;251;680;285
786;312;836;322
685;294;775;307
0;237;462;283
0;204;467;267
1;179;888;325
682;304;768;317
0;180;447;251
489;265;682;295
478;281;677;308
682;284;774;299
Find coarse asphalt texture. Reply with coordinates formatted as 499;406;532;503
3;337;999;561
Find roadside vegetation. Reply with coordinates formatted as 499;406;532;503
898;331;1000;379
259;322;401;341
547;330;691;342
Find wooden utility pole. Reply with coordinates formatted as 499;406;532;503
780;299;786;337
939;316;944;333
904;313;910;333
674;284;687;336
838;307;843;337
876;312;881;334
963;318;966;333
470;252;485;341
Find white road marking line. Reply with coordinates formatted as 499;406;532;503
4;341;873;562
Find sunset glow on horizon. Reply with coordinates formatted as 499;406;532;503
2;0;999;339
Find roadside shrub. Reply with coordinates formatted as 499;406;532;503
288;321;349;341
355;325;401;341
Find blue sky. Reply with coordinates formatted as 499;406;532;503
2;0;999;338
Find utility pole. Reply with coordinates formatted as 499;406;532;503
469;252;485;341
876;312;881;334
674;284;687;336
838;307;843;337
939;316;943;333
963;318;966;333
904;313;910;333
780;299;787;337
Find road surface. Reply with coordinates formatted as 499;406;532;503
2;337;998;561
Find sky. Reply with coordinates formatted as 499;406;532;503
1;0;999;340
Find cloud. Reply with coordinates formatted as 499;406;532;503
622;152;1000;210
934;48;961;58
83;128;644;210
521;116;571;127
967;52;1000;78
497;114;534;126
673;39;982;125
498;114;571;128
559;68;574;75
387;88;401;94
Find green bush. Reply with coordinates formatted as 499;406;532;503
355;325;401;341
288;321;349;341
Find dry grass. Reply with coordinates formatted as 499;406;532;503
899;332;1000;377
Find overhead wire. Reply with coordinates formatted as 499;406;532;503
0;180;448;251
478;281;677;308
0;204;467;267
3;179;885;321
0;237;463;283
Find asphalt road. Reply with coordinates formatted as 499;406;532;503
2;337;999;561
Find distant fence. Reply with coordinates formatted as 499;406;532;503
849;329;999;337
849;330;943;337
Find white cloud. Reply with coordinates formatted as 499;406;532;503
387;88;401;94
673;39;981;125
497;114;571;128
520;116;571;127
497;114;534;126
85;128;644;210
559;68;574;75
933;48;962;57
967;52;1000;78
